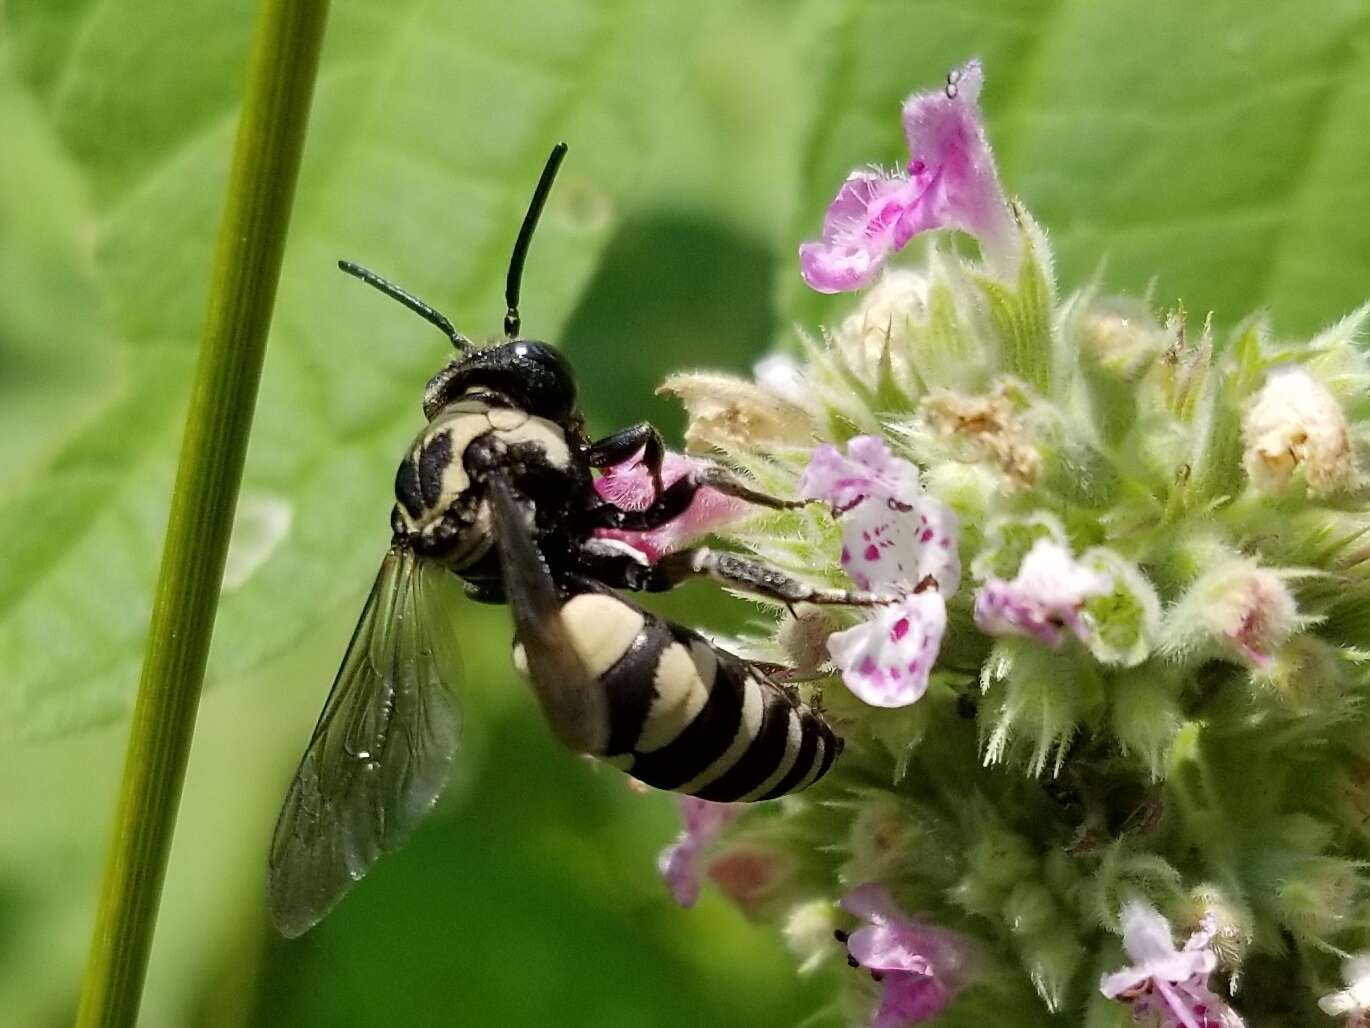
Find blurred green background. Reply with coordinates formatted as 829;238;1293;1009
3;0;1370;1025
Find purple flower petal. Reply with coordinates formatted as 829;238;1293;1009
871;975;954;1028
838;883;976;1025
1100;901;1245;1028
827;593;947;708
595;449;750;561
799;171;927;293
800;60;1015;294
900;60;1014;268
973;539;1109;646
799;436;923;514
657;796;742;907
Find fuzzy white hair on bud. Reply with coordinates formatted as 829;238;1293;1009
1243;364;1356;495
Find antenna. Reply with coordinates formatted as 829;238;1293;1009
337;260;470;351
504;142;568;338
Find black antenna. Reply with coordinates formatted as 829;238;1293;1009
504;142;568;338
337;260;470;351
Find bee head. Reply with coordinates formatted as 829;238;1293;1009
421;340;577;422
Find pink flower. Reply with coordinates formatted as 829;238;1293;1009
974;539;1109;646
800;437;959;707
595;449;750;561
799;60;1015;293
837;883;976;1026
1100;901;1245;1028
658;796;742;907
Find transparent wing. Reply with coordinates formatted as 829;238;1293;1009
267;547;462;938
486;470;606;754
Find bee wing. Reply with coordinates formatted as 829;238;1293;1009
486;470;607;754
267;547;462;938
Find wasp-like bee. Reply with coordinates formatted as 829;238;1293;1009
268;144;884;937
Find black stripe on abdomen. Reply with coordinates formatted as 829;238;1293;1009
599;619;676;757
757;713;820;801
691;688;792;802
627;660;744;791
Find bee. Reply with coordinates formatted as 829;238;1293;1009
267;144;884;937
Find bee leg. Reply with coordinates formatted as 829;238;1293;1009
646;547;895;607
587;422;666;497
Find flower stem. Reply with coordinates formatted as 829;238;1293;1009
74;2;329;1025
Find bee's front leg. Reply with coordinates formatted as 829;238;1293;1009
586;422;666;497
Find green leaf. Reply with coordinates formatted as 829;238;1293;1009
0;1;708;738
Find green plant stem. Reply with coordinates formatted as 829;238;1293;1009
75;2;329;1025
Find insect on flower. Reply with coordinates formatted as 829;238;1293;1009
267;145;889;937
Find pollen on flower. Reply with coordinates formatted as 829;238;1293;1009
918;379;1042;486
1243;365;1356;496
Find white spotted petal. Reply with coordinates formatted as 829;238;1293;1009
827;592;947;708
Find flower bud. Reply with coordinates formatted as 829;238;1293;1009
1243;365;1356;496
831;268;931;386
1108;667;1183;779
1274;856;1360;942
775;603;836;675
842;793;957;887
1077;297;1168;378
1161;558;1301;668
1252;634;1346;712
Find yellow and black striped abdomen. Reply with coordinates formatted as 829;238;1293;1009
520;590;842;802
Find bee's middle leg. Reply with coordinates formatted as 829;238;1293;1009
645;547;892;607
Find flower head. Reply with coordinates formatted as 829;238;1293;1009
594;450;751;561
838;883;976;1026
800;437;959;707
657;796;742;907
800;60;1015;293
974;539;1109;647
1100;901;1245;1028
1320;953;1370;1025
